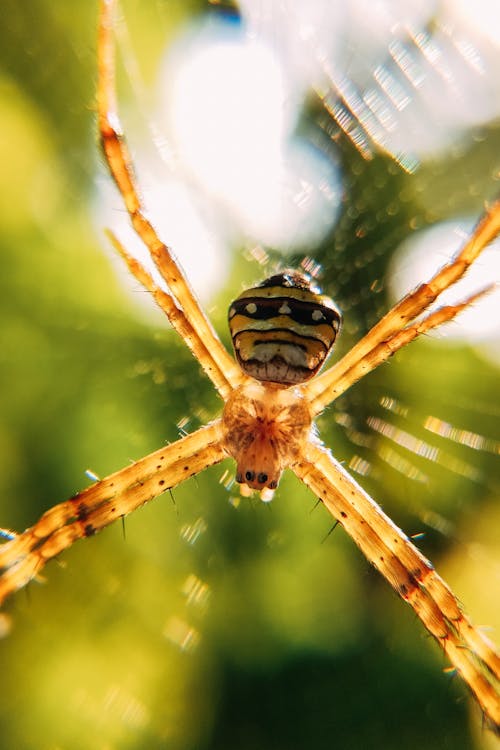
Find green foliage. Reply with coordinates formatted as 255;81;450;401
0;2;498;749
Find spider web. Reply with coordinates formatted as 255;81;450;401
0;2;499;749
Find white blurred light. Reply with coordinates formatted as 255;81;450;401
389;221;500;345
97;170;229;321
449;0;500;49
97;12;344;318
162;17;342;251
238;0;500;164
97;2;500;319
169;37;286;195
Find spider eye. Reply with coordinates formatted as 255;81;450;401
245;470;255;482
235;472;243;483
268;480;278;490
257;472;268;484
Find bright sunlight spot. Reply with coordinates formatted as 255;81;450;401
99;1;500;317
239;0;500;165
99;171;229;321
450;0;500;48
162;16;342;250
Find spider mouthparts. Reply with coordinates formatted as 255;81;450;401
260;487;275;503
235;478;277;502
238;483;253;498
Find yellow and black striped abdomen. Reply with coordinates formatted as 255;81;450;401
228;271;342;385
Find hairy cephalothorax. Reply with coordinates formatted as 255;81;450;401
0;0;499;733
223;378;313;492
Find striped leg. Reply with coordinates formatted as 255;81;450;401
98;0;243;400
303;197;500;416
107;230;249;393
294;441;500;731
0;421;225;606
305;288;491;411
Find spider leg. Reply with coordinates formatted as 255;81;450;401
293;442;500;731
97;0;243;400
304;197;500;415
0;421;225;606
310;286;492;411
107;230;246;394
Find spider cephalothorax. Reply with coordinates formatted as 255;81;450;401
222;379;313;492
228;269;342;385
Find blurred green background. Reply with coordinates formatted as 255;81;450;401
0;2;499;749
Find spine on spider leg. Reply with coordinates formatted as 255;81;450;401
293;446;500;731
0;422;225;606
423;571;500;683
373;196;500;329
97;0;242;395
304;199;500;415
106;230;237;400
300;440;500;684
306;284;494;417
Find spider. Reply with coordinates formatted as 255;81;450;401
1;0;499;733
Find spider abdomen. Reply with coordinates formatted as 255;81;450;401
228;270;342;385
